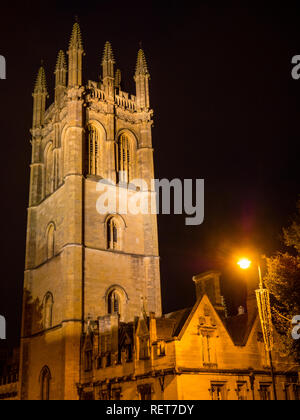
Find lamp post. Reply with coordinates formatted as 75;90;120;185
237;258;278;401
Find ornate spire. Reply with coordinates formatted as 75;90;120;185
55;50;67;102
135;48;149;76
102;41;115;65
34;64;48;94
55;50;67;73
67;21;84;87
32;64;48;128
68;22;83;51
134;48;150;110
101;42;115;98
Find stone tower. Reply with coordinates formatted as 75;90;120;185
19;22;161;400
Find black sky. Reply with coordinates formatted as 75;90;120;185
0;0;300;345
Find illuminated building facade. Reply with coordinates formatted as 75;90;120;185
0;21;299;400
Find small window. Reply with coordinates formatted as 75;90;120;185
82;392;94;400
112;388;121;400
138;384;152;400
139;336;150;360
200;333;215;366
100;390;110;400
259;384;271;401
210;383;226;400
85;350;93;372
157;341;166;357
236;382;248;400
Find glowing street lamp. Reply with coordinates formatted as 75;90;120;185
237;258;252;270
237;258;277;401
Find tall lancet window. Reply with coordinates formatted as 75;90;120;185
117;134;131;183
108;290;120;315
107;217;119;250
45;144;54;196
47;224;55;260
40;366;51;400
43;292;54;330
88;125;99;175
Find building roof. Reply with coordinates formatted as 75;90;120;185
156;296;257;347
156;308;193;340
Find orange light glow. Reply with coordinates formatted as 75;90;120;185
237;258;252;270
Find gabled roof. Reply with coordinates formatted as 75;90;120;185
156;308;192;340
157;295;258;347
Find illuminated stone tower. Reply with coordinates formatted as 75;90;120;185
19;22;161;400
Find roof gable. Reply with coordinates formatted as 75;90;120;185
176;294;258;347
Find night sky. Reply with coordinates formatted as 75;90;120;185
0;1;300;346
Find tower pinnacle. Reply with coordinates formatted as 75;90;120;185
32;64;48;128
101;41;115;98
55;50;67;102
55;50;67;73
135;48;149;77
34;64;48;94
68;22;83;51
67;21;84;87
134;48;150;110
102;41;115;66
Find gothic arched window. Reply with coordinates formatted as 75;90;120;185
43;292;54;330
40;366;51;400
45;144;54;196
47;224;55;260
107;217;119;250
88;125;99;175
117;134;132;183
108;290;120;315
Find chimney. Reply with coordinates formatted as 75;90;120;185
193;271;225;313
149;312;157;343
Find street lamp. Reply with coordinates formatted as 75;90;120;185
237;258;278;401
